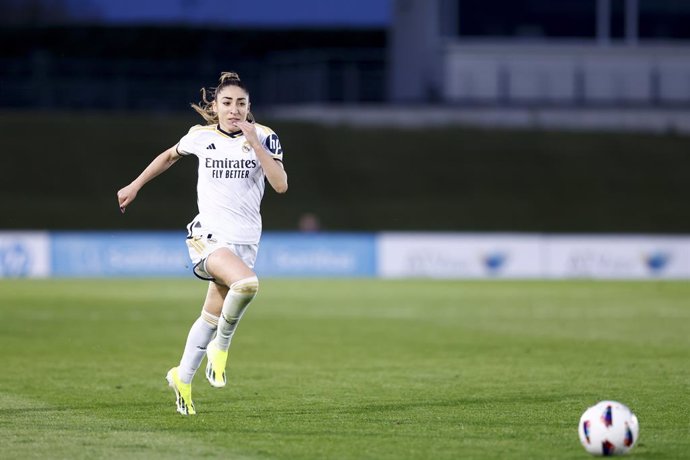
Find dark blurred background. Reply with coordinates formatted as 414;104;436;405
2;0;689;233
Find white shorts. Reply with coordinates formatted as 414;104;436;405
185;232;258;281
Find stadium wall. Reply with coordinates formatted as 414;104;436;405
1;231;688;280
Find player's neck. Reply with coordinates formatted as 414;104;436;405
216;124;243;138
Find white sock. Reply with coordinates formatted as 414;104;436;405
178;310;218;384
215;276;258;351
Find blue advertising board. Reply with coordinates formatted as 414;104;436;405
256;232;376;277
49;231;376;278
51;231;190;277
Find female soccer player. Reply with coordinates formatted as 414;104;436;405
117;72;287;415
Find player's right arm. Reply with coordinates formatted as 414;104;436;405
117;145;181;213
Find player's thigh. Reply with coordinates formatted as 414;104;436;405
202;281;228;317
205;247;255;287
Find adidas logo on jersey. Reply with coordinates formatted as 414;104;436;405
206;143;216;150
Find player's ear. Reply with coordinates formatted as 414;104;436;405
211;100;218;114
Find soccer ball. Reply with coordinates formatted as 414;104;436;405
578;400;639;456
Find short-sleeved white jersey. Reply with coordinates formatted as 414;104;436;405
176;123;284;244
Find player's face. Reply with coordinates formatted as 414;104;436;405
214;85;250;132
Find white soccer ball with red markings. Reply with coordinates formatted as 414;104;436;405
578;400;639;456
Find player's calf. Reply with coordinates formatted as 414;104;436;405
205;276;259;388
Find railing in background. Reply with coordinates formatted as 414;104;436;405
442;42;690;106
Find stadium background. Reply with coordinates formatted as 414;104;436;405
2;0;690;279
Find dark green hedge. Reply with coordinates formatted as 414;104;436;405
2;111;689;233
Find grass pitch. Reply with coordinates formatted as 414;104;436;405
1;279;688;459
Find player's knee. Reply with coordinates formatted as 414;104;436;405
221;276;258;324
201;309;219;327
230;276;259;296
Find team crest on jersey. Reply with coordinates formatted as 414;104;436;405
242;142;251;153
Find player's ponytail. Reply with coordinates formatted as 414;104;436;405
191;71;255;125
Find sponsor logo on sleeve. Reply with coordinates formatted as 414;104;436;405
264;133;283;156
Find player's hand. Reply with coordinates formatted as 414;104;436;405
117;185;138;214
233;120;259;145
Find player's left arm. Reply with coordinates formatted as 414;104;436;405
235;121;288;194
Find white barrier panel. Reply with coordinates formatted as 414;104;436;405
545;235;690;279
378;233;543;279
378;233;690;279
0;232;50;278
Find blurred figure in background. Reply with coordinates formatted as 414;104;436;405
298;212;321;232
117;71;288;415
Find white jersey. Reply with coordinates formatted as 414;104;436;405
176;123;284;244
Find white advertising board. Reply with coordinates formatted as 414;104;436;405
545;235;690;279
378;233;690;279
378;233;543;278
0;232;50;278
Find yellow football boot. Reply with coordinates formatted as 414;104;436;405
165;367;196;415
205;340;228;388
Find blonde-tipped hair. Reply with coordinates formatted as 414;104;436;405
191;71;255;125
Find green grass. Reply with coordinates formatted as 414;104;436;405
1;279;689;459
